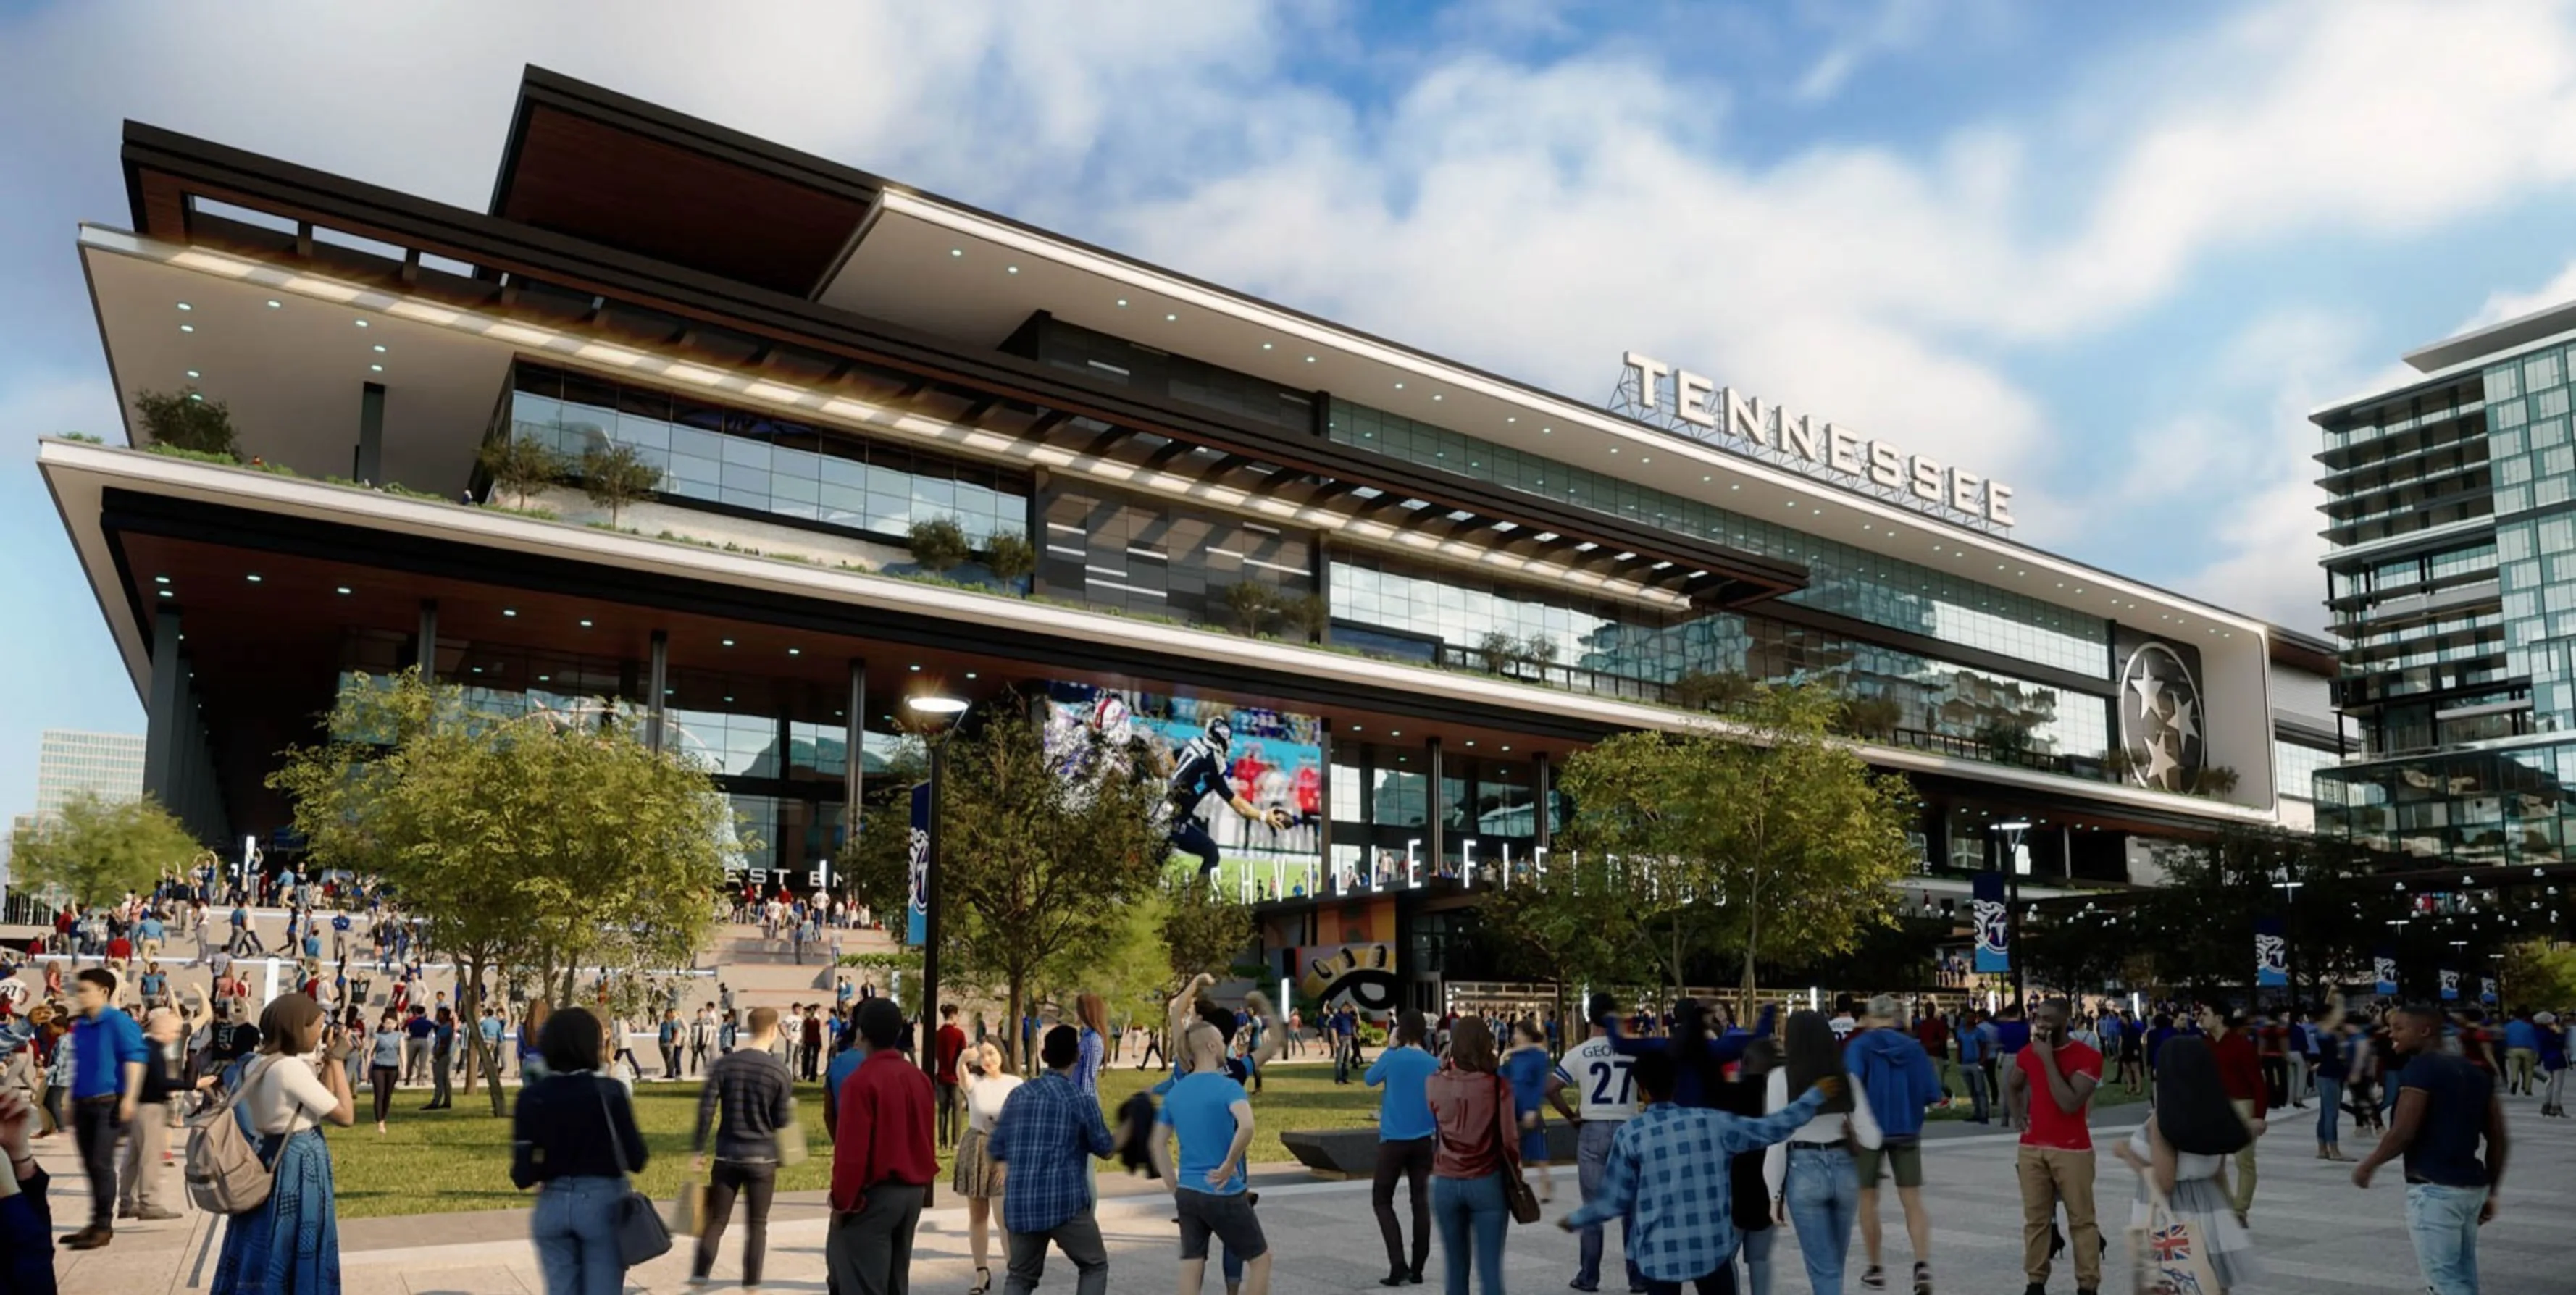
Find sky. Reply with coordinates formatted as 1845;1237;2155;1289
7;0;2576;815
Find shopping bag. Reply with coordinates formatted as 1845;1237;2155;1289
2130;1201;2221;1295
777;1117;809;1167
669;1174;705;1238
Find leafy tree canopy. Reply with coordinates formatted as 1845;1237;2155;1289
11;789;199;909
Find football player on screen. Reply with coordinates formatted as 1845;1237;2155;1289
1166;716;1293;877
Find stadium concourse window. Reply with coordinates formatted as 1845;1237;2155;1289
1328;397;2109;678
506;363;1029;544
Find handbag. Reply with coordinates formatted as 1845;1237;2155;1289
595;1079;673;1267
1491;1075;1542;1225
2129;1193;2221;1295
777;1115;809;1168
669;1173;705;1239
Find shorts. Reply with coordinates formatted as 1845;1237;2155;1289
1854;1138;1924;1189
1176;1188;1267;1262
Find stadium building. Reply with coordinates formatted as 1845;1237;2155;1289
41;69;2340;1010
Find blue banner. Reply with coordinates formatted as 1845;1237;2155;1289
2480;976;2498;1006
906;781;931;947
2438;968;2460;1002
1972;871;2010;973
2255;917;2288;988
2373;950;2399;997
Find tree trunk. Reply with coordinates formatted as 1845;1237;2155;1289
460;955;483;1097
1006;973;1026;1076
1741;896;1761;1021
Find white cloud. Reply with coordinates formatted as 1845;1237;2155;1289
2458;256;2576;335
1793;0;1950;103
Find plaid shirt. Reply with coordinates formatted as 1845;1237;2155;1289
1563;1089;1826;1282
986;1070;1114;1234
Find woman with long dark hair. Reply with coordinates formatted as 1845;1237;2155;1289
209;992;355;1294
367;1009;403;1134
1718;1038;1786;1295
2112;1036;2259;1292
1426;1016;1520;1295
1764;1010;1868;1295
513;1006;649;1295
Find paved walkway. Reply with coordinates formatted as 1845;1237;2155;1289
33;1093;2576;1293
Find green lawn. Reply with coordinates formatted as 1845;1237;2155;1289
324;1063;1381;1218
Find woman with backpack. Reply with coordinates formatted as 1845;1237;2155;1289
512;1006;649;1295
209;992;354;1294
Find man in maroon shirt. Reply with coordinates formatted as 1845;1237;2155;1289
2202;1007;2268;1224
1914;1005;1953;1100
934;1003;969;1148
829;997;937;1295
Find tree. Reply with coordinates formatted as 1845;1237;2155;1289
1221;582;1280;636
2499;939;2576;1010
9;790;199;909
480;436;569;508
936;701;1170;1068
1522;634;1560;676
269;669;736;1113
1159;873;1257;989
580;443;662;527
133;386;239;458
1477;631;1521;675
983;530;1038;589
1668;669;1759;714
1284;593;1331;644
1838;695;1904;739
1557;681;1918;1011
908;516;972;574
1476;851;1653;1030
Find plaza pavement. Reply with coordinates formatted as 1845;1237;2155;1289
34;1088;2576;1294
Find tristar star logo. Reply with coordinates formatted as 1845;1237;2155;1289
2118;640;2204;792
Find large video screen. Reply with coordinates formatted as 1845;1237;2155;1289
1041;682;1323;882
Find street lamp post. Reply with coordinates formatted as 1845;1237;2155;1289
1995;819;2031;1004
907;694;968;1078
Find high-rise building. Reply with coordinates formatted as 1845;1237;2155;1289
33;729;146;817
2311;304;2576;864
38;69;2339;1008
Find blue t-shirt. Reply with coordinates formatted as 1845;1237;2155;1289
1501;1047;1552;1123
2504;1019;2539;1052
71;1007;147;1099
138;917;163;941
824;1047;867;1126
1158;1072;1250;1195
1994;1019;2031;1054
1365;1045;1440;1141
2396;1052;2493;1188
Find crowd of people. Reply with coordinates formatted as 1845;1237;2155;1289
0;868;2559;1295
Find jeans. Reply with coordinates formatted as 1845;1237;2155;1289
72;1097;120;1231
532;1175;627;1295
1784;1146;1857;1295
432;1046;453;1105
1003;1206;1110;1295
1374;1135;1434;1277
1575;1120;1644;1290
2315;1077;2344;1146
1962;1062;1991;1123
2404;1182;2485;1295
696;1158;777;1283
1431;1172;1509;1295
1739;1225;1776;1295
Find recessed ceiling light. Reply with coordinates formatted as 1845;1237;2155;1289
372;344;386;353
264;299;281;309
966;671;978;679
245;574;262;583
908;663;921;672
502;608;517;617
178;324;193;332
1165;313;1178;322
335;586;351;595
1500;745;1510;752
950;248;963;257
1116;298;1129;307
538;674;551;682
579;619;593;628
157;590;172;598
1305;356;1316;363
1006;265;1019;274
721;638;735;647
724;696;734;703
1394;382;1405;390
369;364;382;372
1431;394;1442;401
354;319;368;328
1261;343;1273;350
787;648;801;656
175;303;192;311
185;369;199;379
1390;730;1401;737
154;575;169;584
188;393;202;401
1350;725;1363;732
1506;416;1516;423
472;666;484;674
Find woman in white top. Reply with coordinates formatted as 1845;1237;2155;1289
1764;1010;1873;1295
211;992;355;1294
951;1042;1023;1295
2112;1036;2259;1291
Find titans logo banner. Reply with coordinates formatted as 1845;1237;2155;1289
1973;871;2010;973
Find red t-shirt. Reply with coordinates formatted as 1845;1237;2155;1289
934;1023;969;1085
2210;1031;2263;1103
2016;1039;2102;1151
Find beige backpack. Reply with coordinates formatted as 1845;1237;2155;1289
185;1055;286;1215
